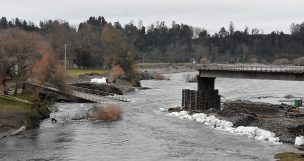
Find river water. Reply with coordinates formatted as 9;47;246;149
1;72;302;161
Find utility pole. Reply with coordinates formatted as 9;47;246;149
64;43;70;74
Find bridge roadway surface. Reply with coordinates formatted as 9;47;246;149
29;82;129;103
197;64;304;81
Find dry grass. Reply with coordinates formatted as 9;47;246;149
93;103;123;121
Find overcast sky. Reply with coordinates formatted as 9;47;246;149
0;0;303;34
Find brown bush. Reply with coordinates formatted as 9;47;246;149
199;58;210;64
293;57;304;66
272;58;289;65
154;73;166;80
93;103;123;121
249;58;258;64
53;64;71;94
111;64;124;82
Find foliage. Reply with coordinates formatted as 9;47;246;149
272;58;290;65
1;16;304;72
93;103;123;121
293;57;304;66
111;64;124;82
199;58;210;64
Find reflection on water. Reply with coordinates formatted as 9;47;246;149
1;72;301;161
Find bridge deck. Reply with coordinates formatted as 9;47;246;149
197;64;304;81
197;64;304;73
28;82;130;103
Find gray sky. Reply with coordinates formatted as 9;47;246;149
0;0;303;34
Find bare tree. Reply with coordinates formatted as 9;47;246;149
0;28;59;95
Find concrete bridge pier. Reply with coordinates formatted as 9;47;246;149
182;76;220;111
197;76;221;110
197;76;215;91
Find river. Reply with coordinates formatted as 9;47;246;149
1;72;301;161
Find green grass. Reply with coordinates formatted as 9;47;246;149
14;94;37;102
0;95;50;128
275;152;304;161
67;69;111;77
0;96;31;111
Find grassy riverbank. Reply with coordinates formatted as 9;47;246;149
67;69;110;78
0;95;50;130
275;152;304;161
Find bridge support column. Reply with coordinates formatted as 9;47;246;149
182;76;220;111
197;76;220;110
197;77;215;91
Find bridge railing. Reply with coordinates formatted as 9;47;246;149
197;64;304;73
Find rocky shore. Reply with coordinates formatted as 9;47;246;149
205;100;304;143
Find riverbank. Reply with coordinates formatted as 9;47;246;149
169;100;304;143
275;152;304;161
70;63;193;94
216;100;304;143
0;95;50;138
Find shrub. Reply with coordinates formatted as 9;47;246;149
93;103;123;121
111;64;124;82
199;58;210;64
293;57;304;66
272;58;289;65
249;58;258;64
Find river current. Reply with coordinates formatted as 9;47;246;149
1;72;302;161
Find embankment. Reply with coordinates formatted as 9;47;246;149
0;95;50;137
206;100;304;143
165;100;304;143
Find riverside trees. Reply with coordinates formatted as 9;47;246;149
1;16;304;77
0;28;66;94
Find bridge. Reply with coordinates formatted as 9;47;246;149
197;64;304;81
27;82;130;103
182;64;304;111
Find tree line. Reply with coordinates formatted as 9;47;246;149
1;16;304;66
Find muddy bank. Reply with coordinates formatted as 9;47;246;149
0;96;50;138
210;100;304;143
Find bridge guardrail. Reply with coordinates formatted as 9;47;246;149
197;64;304;73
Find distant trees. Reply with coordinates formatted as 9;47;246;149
0;16;304;69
